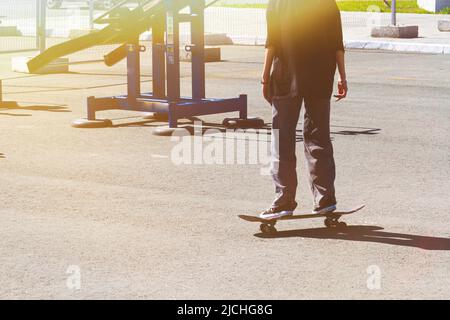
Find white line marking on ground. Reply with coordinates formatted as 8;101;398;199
151;154;169;159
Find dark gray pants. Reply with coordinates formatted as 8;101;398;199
271;96;336;209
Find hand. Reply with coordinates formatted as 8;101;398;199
262;81;272;105
334;79;348;102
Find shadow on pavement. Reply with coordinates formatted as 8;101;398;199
0;102;69;114
295;125;381;141
255;225;450;251
113;119;380;140
112;119;263;133
4;80;152;94
0;112;30;117
331;128;381;136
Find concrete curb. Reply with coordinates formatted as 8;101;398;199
371;25;419;39
345;40;450;54
438;20;450;32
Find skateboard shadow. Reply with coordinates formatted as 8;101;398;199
255;225;450;251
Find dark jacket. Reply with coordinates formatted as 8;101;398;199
266;0;345;99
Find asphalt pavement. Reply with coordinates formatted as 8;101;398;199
0;46;449;299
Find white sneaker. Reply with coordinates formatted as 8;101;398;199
312;204;337;215
259;207;294;220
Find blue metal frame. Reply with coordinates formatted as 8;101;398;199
85;0;248;128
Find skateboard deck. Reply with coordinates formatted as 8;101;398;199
239;205;365;234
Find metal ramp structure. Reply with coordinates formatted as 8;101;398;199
27;0;263;133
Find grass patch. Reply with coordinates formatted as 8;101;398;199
337;0;429;13
219;0;444;14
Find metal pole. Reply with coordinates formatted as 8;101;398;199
35;0;40;49
127;40;141;102
38;0;46;53
165;0;180;101
152;13;166;99
391;0;397;26
89;0;94;30
191;0;205;100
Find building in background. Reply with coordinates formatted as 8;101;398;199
417;0;450;12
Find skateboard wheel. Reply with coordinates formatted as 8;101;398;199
260;224;270;233
260;224;276;234
325;218;341;228
324;218;333;228
338;222;347;228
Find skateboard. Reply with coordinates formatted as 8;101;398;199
239;205;365;234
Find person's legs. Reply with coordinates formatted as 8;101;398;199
303;97;337;211
270;96;302;210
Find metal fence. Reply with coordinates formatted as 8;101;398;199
0;0;118;53
0;0;392;54
0;0;39;52
206;3;268;45
207;0;391;45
